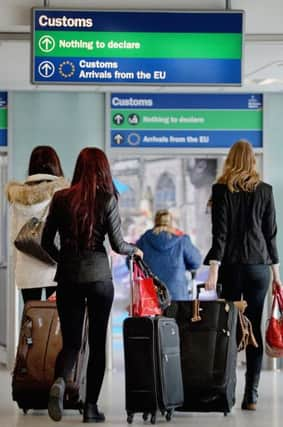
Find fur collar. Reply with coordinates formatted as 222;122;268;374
6;175;69;205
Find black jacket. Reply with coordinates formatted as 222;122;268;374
41;188;137;283
204;182;279;265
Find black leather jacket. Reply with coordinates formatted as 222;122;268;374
42;188;137;283
204;182;279;265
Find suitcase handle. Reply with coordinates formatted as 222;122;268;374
196;283;222;299
129;255;134;317
190;283;222;322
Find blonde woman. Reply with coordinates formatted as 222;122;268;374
136;209;201;301
204;140;282;411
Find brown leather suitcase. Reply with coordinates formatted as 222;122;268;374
12;300;88;414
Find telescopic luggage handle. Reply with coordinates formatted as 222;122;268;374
191;283;222;323
196;283;222;299
129;255;134;317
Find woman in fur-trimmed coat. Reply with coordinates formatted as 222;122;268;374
6;146;69;303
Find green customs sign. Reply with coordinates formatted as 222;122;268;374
32;9;243;85
110;93;263;148
0;93;7;147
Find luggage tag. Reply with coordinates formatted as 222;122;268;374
191;284;205;322
190;283;222;322
191;299;202;322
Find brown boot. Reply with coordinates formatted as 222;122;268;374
241;374;260;411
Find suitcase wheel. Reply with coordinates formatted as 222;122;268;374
143;412;149;421
165;410;172;421
127;413;134;424
150;413;156;424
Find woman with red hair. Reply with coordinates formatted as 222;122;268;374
42;147;142;423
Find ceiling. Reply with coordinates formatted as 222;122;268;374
0;0;283;91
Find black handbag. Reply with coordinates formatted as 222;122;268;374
133;256;171;310
14;208;56;266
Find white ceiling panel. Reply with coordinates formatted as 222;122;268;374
0;0;282;33
232;0;283;34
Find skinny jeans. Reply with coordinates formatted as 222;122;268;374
219;264;270;379
55;280;114;404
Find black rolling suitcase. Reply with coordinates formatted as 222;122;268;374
12;300;88;414
165;284;238;415
123;258;183;424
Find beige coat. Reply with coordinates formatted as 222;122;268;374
6;174;69;289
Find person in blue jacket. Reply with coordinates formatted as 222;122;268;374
135;209;202;300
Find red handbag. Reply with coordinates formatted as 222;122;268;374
275;284;283;310
265;287;283;357
132;262;162;317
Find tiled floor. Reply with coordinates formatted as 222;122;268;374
0;365;282;427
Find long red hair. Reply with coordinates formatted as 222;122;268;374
69;147;116;249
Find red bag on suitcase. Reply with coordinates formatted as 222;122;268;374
132;261;162;316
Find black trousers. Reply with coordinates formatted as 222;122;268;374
21;286;57;303
55;280;114;404
219;264;270;379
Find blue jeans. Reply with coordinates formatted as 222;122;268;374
219;264;270;379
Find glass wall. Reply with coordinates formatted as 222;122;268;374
109;154;221;368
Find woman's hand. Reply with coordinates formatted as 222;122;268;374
205;264;219;290
272;278;283;294
134;248;144;259
271;264;282;293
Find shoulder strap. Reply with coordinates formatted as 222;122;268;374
38;201;51;221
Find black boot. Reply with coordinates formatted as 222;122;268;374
83;403;105;423
241;374;260;410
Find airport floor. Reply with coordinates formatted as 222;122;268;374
0;364;282;427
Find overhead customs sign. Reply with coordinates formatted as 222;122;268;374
110;93;263;149
0;93;7;147
32;9;243;85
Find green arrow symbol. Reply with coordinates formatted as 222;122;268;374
39;35;55;53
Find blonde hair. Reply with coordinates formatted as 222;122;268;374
153;209;174;234
217;140;260;192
